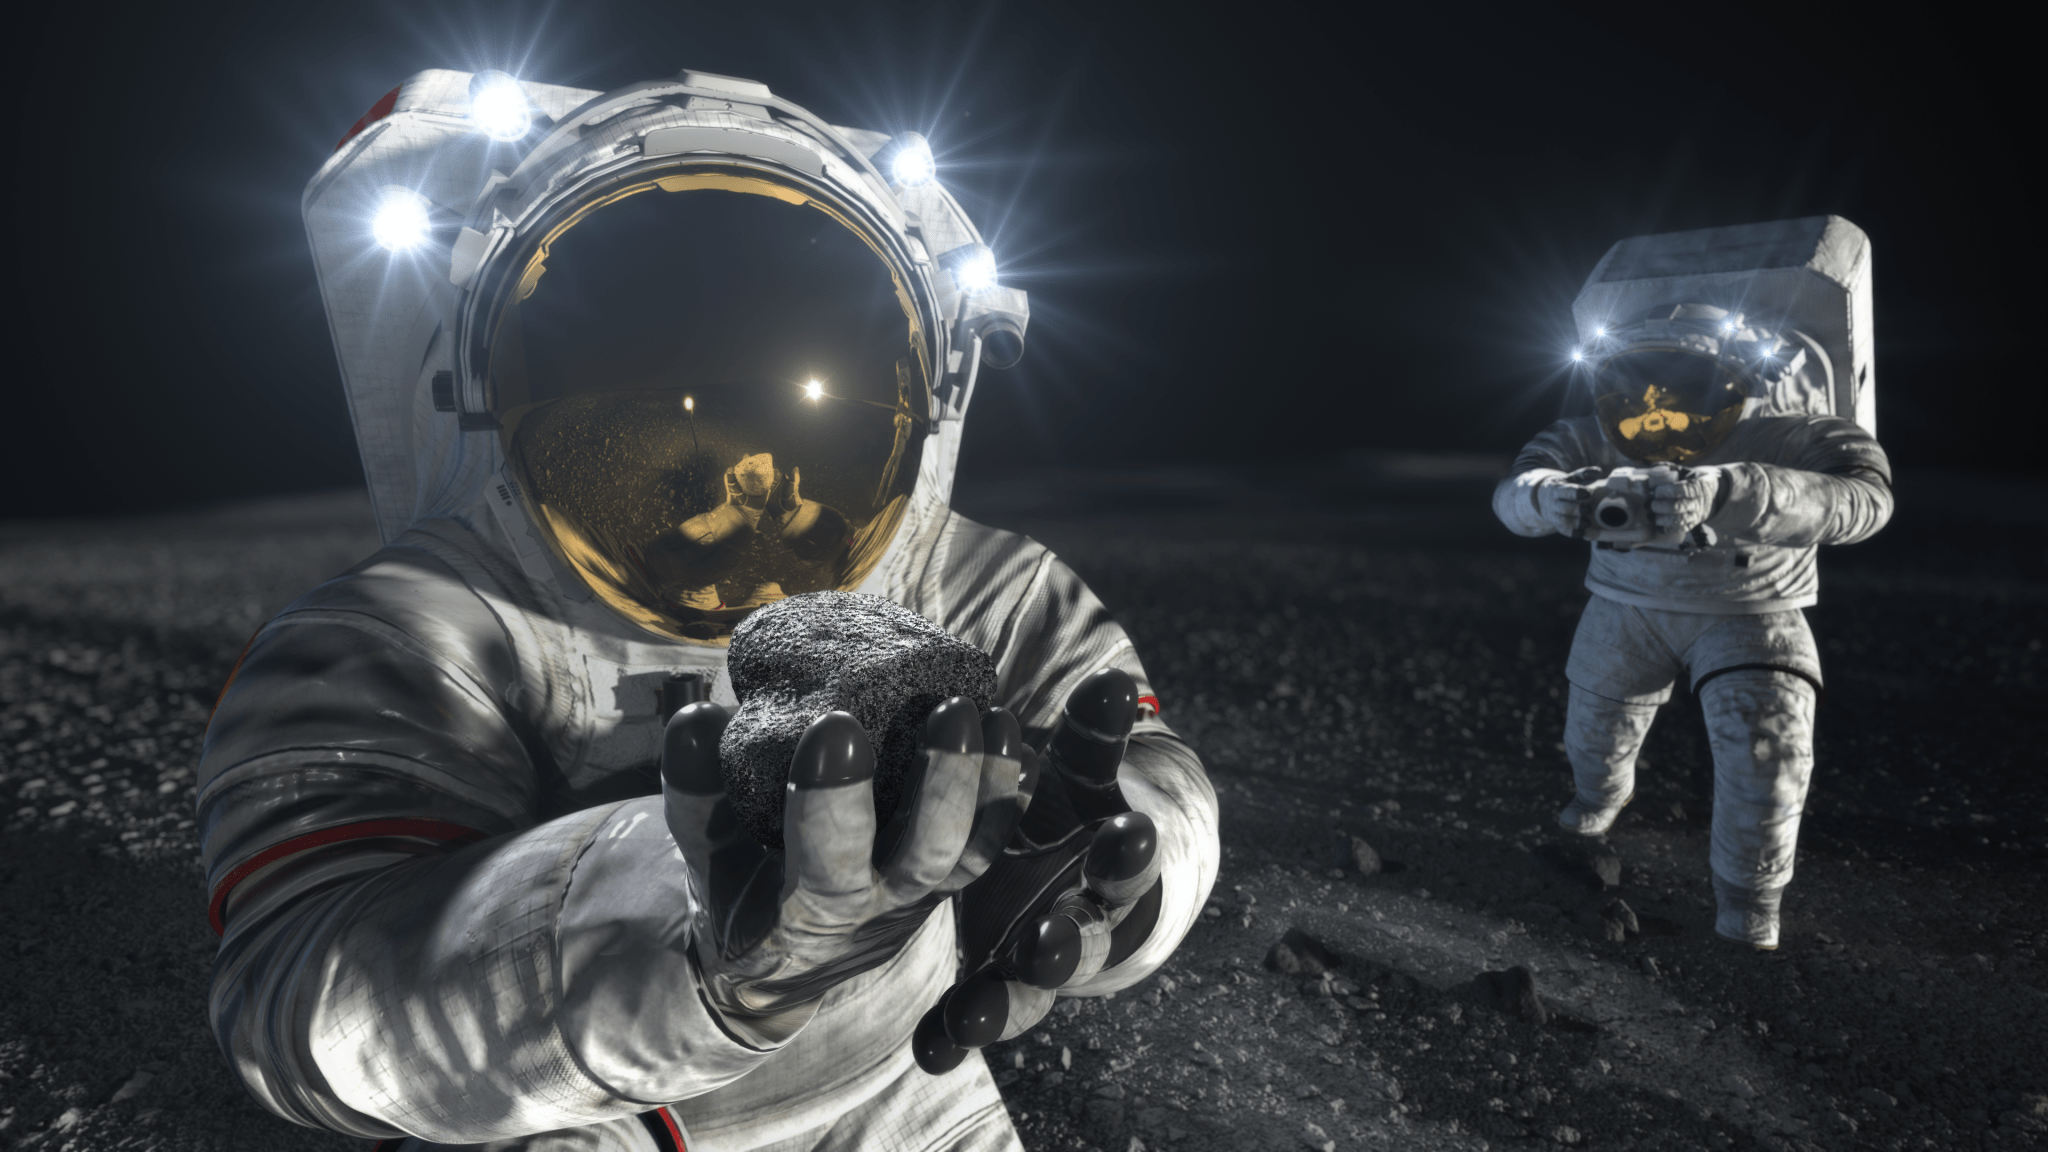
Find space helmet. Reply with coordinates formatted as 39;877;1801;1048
1569;216;1876;464
303;69;1029;642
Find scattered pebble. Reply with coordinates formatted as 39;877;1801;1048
109;1069;154;1103
1602;898;1640;936
1347;835;1384;877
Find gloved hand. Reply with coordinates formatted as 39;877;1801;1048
1651;465;1725;535
1536;467;1606;538
913;668;1165;1074
661;696;1025;1047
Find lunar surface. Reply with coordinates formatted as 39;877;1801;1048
2;461;2042;1151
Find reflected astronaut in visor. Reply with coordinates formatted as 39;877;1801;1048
490;180;927;638
1590;347;1750;465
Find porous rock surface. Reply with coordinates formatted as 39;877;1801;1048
720;590;996;849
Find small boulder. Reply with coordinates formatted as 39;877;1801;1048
1266;927;1342;976
1532;840;1623;892
1603;898;1641;937
1346;835;1384;877
1476;966;1549;1024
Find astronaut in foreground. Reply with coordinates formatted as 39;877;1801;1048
1493;216;1892;949
198;68;1217;1150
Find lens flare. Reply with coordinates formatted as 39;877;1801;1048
804;380;824;400
954;249;997;292
470;71;533;142
371;189;432;251
889;135;936;186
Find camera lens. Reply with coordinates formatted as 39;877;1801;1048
1596;499;1631;528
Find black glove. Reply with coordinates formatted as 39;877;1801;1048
662;697;1025;1046
913;667;1164;1074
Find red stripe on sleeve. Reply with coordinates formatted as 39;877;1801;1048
208;818;486;935
1137;694;1162;718
640;1107;688;1150
336;85;402;151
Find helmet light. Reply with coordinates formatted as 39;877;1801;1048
469;71;533;142
885;133;936;187
372;188;432;251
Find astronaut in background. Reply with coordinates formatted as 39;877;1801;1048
1493;217;1892;949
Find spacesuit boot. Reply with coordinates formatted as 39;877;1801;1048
1558;683;1657;836
1702;668;1816;949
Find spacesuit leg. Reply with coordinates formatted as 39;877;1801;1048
1559;596;1678;836
1560;684;1661;835
811;1047;1018;1152
1699;668;1817;949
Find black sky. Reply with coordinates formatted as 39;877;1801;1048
10;1;2037;517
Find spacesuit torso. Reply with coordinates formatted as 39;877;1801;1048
203;494;1215;1148
1506;411;1892;613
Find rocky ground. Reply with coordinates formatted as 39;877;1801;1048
1;461;2043;1152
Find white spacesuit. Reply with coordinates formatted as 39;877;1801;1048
198;68;1218;1150
1493;216;1892;949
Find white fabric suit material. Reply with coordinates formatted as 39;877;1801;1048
199;499;1215;1146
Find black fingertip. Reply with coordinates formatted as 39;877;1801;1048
1064;668;1138;741
1011;914;1082;989
789;710;875;788
913;1002;970;1075
1015;747;1044;807
980;707;1022;763
941;967;1010;1048
1104;877;1164;970
923;696;984;759
1084;812;1158;884
660;701;731;795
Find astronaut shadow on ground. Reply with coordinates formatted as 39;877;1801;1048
1;461;2041;1151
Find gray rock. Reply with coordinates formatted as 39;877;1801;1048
720;592;996;848
109;1069;154;1103
1477;966;1549;1024
1857;1086;1897;1108
1347;834;1384;877
1603;899;1641;937
1550;1125;1583;1145
1266;927;1342;976
1532;840;1623;892
1085;1098;1126;1130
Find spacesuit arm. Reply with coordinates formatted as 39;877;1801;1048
1493;468;1572;537
1707;417;1894;547
202;552;786;1142
1494;418;1607;537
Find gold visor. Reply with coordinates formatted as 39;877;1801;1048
488;168;929;642
1592;349;1748;464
